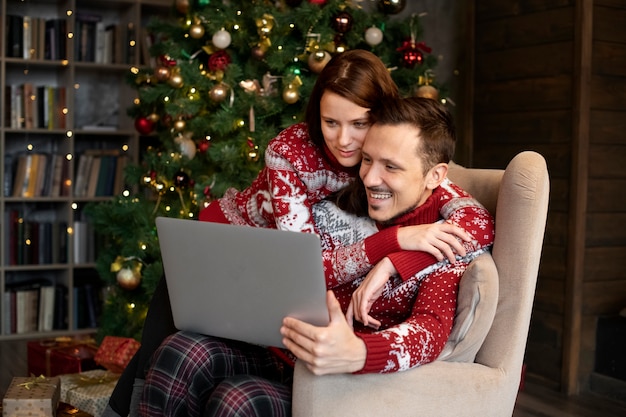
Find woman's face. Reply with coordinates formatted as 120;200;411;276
319;91;371;168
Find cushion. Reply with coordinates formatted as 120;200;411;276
437;252;499;362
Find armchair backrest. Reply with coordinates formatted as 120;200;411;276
449;150;550;398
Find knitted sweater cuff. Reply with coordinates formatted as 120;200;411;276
353;333;392;374
364;226;401;265
198;200;229;223
388;251;438;281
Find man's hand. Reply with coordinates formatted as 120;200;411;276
280;291;366;375
347;257;397;329
397;222;472;263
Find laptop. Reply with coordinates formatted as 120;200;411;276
156;217;330;348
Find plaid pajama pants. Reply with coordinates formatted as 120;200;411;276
139;331;293;417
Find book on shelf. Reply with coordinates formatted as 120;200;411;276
44;18;67;61
37;285;56;332
5;84;66;130
9;152;68;198
5;278;60;334
6;15;24;58
72;282;101;329
74;149;125;197
53;284;68;330
72;220;96;264
6;208;68;266
6;15;66;61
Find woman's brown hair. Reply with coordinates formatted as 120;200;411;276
305;49;399;160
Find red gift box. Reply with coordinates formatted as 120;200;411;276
94;336;140;374
27;337;99;377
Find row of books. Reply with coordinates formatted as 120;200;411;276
74;150;129;198
75;13;135;64
3;279;103;334
4;209;69;266
4;211;107;266
5;149;128;199
3;279;68;334
5;83;67;130
8;153;70;198
5;14;135;65
6;15;67;60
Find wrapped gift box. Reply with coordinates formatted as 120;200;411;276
2;376;60;417
94;336;140;373
58;370;119;417
28;337;99;377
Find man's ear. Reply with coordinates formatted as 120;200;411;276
426;163;448;190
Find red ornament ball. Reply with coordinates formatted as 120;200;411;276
402;48;423;68
134;116;154;135
208;50;232;72
332;11;353;33
308;0;326;4
198;141;210;153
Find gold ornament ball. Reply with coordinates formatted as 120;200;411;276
155;66;171;82
147;113;160;123
168;73;184;89
173;119;186;131
209;83;229;102
189;24;205;39
308;50;331;74
416;85;439;100
117;267;141;290
282;85;300;104
247;145;260;162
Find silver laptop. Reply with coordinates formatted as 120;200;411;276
156;217;329;347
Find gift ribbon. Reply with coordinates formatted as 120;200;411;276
19;375;55;390
41;339;97;376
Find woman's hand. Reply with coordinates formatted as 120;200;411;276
397;222;472;263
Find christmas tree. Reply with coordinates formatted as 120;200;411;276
87;0;448;341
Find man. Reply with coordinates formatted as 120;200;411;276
281;96;494;375
139;97;494;416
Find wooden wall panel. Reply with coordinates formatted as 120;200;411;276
583;281;626;314
590;76;626;109
475;76;573;110
474;110;572;145
593;5;626;41
475;8;575;50
586;213;626;245
476;42;574;80
587;179;626;211
589;145;626;177
472;0;626;397
593;43;626;76
590;110;626;144
476;0;573;19
585;247;626;280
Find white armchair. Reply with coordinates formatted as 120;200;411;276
292;151;550;417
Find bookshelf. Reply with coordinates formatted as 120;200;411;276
0;0;171;340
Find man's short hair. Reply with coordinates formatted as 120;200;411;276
371;97;456;173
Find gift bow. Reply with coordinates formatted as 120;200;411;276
397;40;432;53
19;375;55;390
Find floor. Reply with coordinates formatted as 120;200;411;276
2;339;626;416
